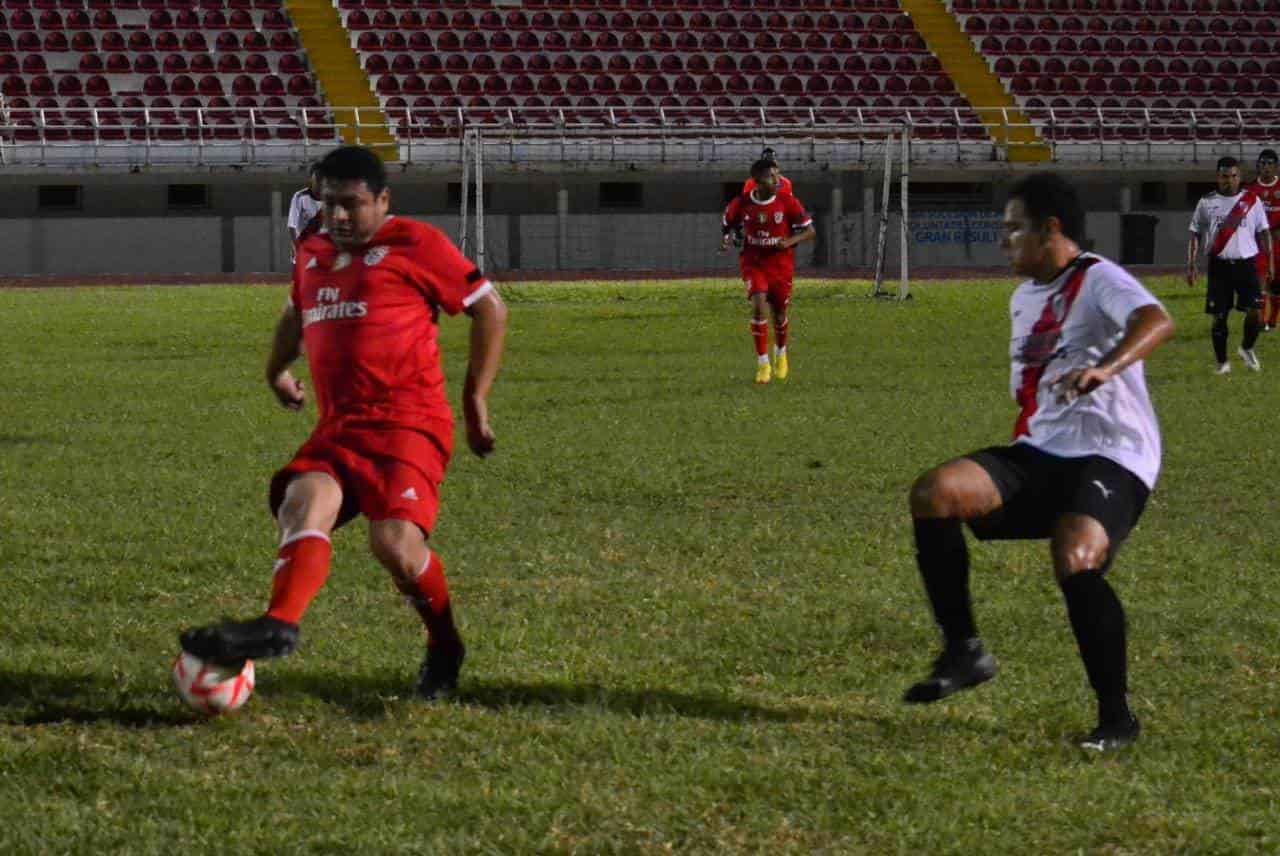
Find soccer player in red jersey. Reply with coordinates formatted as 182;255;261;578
180;146;508;701
721;158;815;384
1248;149;1280;330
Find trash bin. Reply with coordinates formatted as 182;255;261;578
1121;214;1159;265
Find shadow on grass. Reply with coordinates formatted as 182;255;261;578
263;669;817;723
0;670;194;727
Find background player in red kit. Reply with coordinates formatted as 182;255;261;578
721;158;815;384
1249;149;1280;330
180;146;508;701
742;147;793;199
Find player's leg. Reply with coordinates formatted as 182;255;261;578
180;470;343;664
1237;266;1263;371
1206;264;1232;372
768;283;791;380
368;519;465;700
1258;252;1278;330
902;454;1007;703
749;285;772;383
1052;457;1149;751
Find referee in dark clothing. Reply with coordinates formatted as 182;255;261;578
1187;156;1275;373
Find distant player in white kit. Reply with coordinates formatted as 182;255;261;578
287;162;325;260
901;173;1175;753
1187;156;1274;372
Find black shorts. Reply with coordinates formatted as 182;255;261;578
965;443;1150;547
1205;256;1262;314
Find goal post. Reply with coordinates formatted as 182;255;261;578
870;127;911;301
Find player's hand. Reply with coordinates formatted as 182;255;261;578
464;395;496;458
270;370;305;410
719;236;732;254
1051;366;1111;405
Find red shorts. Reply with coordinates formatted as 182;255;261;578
269;422;451;535
1255;241;1280;287
742;267;793;311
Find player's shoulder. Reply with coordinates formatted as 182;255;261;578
381;216;449;247
297;230;334;256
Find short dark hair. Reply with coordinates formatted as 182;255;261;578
317;146;387;196
1217;156;1239;171
1007;172;1086;243
1259;149;1279;164
750;157;775;180
761;146;777;162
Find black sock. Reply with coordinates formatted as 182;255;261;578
913;517;977;648
1060;571;1130;725
1211;314;1229;364
1243;313;1262;350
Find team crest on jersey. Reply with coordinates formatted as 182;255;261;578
758;213;767;224
364;246;389;267
332;252;351;271
773;212;784;224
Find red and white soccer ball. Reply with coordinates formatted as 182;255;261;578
171;651;255;715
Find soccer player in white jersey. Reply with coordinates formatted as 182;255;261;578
1187;156;1274;373
287;162;325;260
901;173;1175;753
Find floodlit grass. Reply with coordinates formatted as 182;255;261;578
0;277;1277;854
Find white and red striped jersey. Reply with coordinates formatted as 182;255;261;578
1189;189;1270;260
1008;253;1164;489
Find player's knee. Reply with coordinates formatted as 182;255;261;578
910;468;961;518
1051;517;1111;580
368;521;421;578
277;473;341;535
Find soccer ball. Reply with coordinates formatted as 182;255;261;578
171;651;255;715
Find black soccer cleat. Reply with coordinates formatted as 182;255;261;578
416;644;465;702
1078;714;1141;753
180;615;299;666
903;639;998;704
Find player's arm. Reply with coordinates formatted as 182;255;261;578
462;289;508;457
265;302;305;410
1254;204;1274;288
1186;202;1204;287
780;223;816;250
720;199;741;252
1054;304;1175;403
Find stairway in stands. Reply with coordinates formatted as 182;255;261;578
899;0;1050;159
283;0;395;153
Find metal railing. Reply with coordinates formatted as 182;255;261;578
1;104;1277;168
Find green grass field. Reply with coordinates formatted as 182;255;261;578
1;277;1277;854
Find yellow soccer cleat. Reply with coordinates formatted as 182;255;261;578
774;349;789;380
754;360;772;384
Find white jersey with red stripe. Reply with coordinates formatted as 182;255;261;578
1008;253;1164;489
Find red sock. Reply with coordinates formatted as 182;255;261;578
266;531;332;625
401;550;463;652
750;318;769;357
775;318;789;350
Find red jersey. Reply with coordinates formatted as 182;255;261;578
742;174;793;198
1248;178;1280;230
291;217;492;449
722;190;812;276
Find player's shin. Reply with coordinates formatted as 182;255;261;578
266;531;333;624
399;550;463;653
750;318;769;360
1211;312;1230;365
1243;311;1262;350
1060;571;1131;726
912;518;978;647
774;317;789;351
